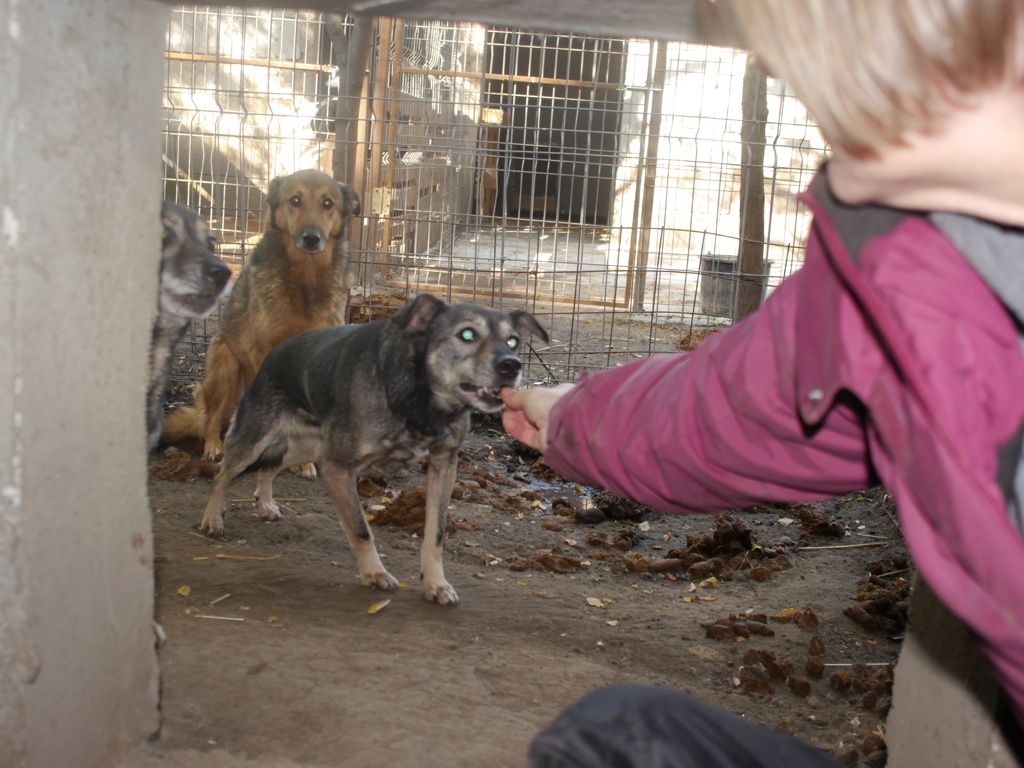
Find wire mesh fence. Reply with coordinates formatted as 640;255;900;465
162;6;827;392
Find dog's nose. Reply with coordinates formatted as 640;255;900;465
496;356;521;377
301;230;323;250
206;260;231;285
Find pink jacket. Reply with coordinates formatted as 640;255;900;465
546;171;1024;719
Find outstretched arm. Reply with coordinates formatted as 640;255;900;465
506;273;875;516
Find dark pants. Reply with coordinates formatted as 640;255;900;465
528;685;842;768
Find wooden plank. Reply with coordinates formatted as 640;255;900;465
164;51;332;72
156;0;737;48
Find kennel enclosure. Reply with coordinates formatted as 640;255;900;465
162;6;827;386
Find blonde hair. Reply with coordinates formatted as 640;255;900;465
710;0;1024;156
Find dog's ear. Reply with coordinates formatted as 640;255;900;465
267;176;285;209
393;294;445;333
338;183;361;217
510;311;550;344
265;176;287;230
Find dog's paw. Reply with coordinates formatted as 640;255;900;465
424;581;459;606
292;463;317;480
256;499;282;521
361;570;400;591
202;442;224;461
198;516;225;536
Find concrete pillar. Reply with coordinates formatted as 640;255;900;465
887;578;1023;768
0;1;165;765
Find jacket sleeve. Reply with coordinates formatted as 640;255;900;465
544;270;876;514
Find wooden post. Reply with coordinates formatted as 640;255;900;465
364;16;394;273
628;41;666;313
329;15;375;255
734;56;767;321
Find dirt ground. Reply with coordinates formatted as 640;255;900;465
128;299;906;768
130;409;908;768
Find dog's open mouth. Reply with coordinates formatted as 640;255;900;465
460;382;503;408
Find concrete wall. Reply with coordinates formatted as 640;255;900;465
887;579;1023;768
0;1;166;766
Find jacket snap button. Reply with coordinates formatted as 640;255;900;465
808;387;824;403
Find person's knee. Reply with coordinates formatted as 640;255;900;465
564;685;699;722
528;686;705;768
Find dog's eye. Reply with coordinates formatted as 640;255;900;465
207;236;217;252
459;328;475;342
290;195;301;207
507;337;519;350
323;198;334;209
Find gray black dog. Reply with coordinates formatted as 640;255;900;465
198;294;548;605
148;202;231;451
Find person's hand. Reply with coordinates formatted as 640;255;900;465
500;383;575;453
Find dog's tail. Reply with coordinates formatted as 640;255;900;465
160;405;207;446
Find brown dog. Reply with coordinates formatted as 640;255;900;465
161;169;360;467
